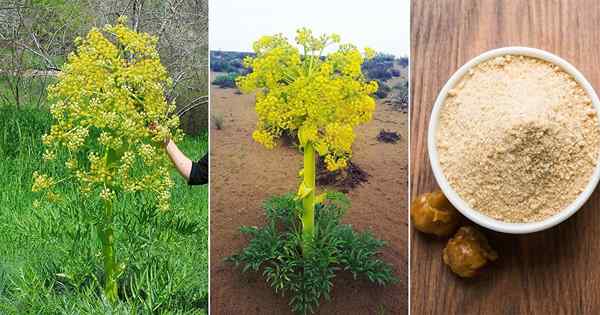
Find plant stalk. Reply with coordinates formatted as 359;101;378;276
301;142;316;255
100;199;118;302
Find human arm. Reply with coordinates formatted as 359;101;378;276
164;139;194;182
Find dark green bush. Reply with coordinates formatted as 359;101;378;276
398;57;409;68
362;53;395;81
228;193;396;315
392;80;409;111
211;73;239;89
374;81;392;99
210;51;254;74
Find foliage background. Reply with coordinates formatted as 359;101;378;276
210;50;409;111
0;0;208;132
0;0;209;313
0;107;209;314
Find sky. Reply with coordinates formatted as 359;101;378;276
209;0;410;57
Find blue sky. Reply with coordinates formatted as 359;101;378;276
209;0;410;56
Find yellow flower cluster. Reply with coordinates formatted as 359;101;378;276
32;171;54;192
237;28;377;171
252;129;276;149
33;17;181;211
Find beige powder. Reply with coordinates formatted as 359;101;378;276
436;55;600;223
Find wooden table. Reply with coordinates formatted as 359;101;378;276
411;1;600;314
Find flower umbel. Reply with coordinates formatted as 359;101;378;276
33;18;181;210
237;28;377;171
32;171;55;192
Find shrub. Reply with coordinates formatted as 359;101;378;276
210;51;255;74
362;53;395;81
365;67;392;81
377;129;401;143
210;59;233;73
375;80;392;99
211;72;239;88
211;112;224;130
398;57;409;68
393;79;409;109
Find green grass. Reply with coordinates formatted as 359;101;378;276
0;75;57;108
0;106;208;314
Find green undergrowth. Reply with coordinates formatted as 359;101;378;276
228;192;397;315
0;106;208;314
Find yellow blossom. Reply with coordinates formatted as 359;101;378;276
100;187;115;201
252;130;276;149
237;28;376;171
42;149;56;161
33;18;181;211
32;171;54;192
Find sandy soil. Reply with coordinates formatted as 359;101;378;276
209;86;408;314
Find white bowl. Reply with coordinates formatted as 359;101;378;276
428;47;600;234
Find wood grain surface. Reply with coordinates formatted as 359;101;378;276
411;1;600;314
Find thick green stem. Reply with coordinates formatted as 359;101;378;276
301;142;316;255
100;200;118;302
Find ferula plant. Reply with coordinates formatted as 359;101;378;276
230;28;396;314
237;27;378;253
32;17;180;302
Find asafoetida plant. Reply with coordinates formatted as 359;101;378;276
32;17;181;302
237;27;378;253
230;28;396;314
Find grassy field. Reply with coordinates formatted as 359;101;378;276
0;106;208;314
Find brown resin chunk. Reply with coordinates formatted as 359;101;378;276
411;190;460;237
443;226;498;277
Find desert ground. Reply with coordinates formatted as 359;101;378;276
210;85;408;314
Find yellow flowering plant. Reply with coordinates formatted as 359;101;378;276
237;28;377;254
32;17;181;302
230;29;396;314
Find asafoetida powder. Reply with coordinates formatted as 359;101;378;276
436;55;600;223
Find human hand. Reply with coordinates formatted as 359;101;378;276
149;122;170;147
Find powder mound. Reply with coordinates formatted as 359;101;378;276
436;55;600;223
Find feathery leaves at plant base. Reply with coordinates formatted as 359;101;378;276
237;28;378;253
31;17;181;303
228;193;397;315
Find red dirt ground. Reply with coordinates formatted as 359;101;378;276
209;86;408;314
